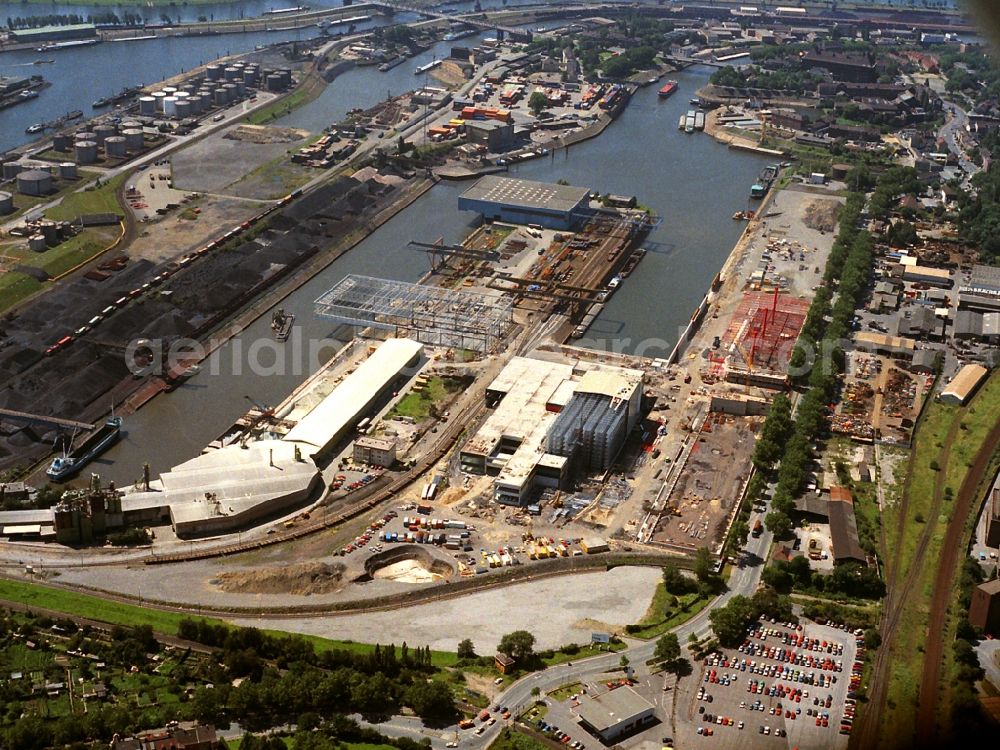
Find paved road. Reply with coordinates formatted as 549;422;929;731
938;100;980;182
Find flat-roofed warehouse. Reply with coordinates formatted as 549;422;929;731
575;686;656;742
939;363;988;405
458;175;591;230
9;23;97;42
283;338;424;460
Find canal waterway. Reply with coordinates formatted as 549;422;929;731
94;64;771;485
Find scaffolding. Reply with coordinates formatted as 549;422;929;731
314;275;514;353
546;392;628;474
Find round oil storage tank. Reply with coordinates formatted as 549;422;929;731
151;91;167;110
138;96;157;115
17;169;52;197
0;191;13;215
234;80;246;97
123;128;144;151
186;95;204;114
221;83;238;101
104;136;127;158
174;100;191;119
76;130;96;142
93;124;117;145
162;86;178;96
243;68;259;86
162;96;178;117
75;140;98;164
265;73;284;91
2;162;23;179
121;120;142;131
223;66;240;81
213;88;228;106
59;162;78;179
52;133;72;151
206;64;223;80
28;234;47;253
39;221;59;245
174;90;190;102
278;69;292;87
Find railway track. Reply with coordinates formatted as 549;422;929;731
916;416;1000;743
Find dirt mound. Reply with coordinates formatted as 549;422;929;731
213;561;346;595
802;199;840;233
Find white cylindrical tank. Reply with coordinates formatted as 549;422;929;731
104;136;127;157
123;129;144;151
174;90;190;100
0;191;13;215
152;91;167;110
59;162;78;179
139;96;156;115
75;140;98;164
162;96;178;116
162;86;178;95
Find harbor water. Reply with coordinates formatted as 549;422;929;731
95;65;770;484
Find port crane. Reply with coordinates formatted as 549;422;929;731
239;395;276;447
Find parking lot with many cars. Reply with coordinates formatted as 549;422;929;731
677;616;861;749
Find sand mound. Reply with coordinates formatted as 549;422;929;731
802;199;840;233
214;561;346;595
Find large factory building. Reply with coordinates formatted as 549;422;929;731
460;356;643;506
458;175;591;230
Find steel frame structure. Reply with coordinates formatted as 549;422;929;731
314;275;514;353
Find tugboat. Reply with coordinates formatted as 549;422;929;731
271;308;294;341
46;415;123;481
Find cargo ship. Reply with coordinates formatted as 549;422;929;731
658;80;678;98
46;415;123;481
415;59;442;75
0;77;49;112
271;308;295;341
750;163;780;199
92;84;144;109
35;38;100;52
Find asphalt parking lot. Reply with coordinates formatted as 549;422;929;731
676;616;861;749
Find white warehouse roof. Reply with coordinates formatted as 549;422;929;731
283;338;423;452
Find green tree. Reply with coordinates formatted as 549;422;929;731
654;633;680;664
662;562;694;595
765;510;793;539
497;630;535;661
457;638;476;660
528;91;549;116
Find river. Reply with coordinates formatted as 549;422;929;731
89;63;770;486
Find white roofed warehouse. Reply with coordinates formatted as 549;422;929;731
458;175;592;230
575;686;656;742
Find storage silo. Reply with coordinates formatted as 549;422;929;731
104;136;127;157
235;80;246;97
75;140;98;164
206;64;223;80
28;234;47;253
213;88;228;106
278;69;292;87
187;95;203;113
39;221;59;245
17;169;52;196
139;96;156;115
152;91;167;110
0;192;13;215
59;162;78;179
123;129;144;151
222;83;238;101
266;73;284;91
53;133;72;151
162;96;178;117
243;67;259;86
2;162;23;179
93;124;117;145
175;100;191;119
224;66;240;81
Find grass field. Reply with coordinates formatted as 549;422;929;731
387;376;462;421
0;273;44;313
0;578;459;667
245;69;326;126
45;172;127;221
629;582;711;639
877;372;1000;744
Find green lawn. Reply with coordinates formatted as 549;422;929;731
45;172;127;222
387;376;462;421
628;582;711;639
547;681;582;701
0;273;44;313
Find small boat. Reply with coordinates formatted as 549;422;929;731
33;58;55;65
46;415;123;481
25;123;45;134
271;308;295;341
64;109;83;121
